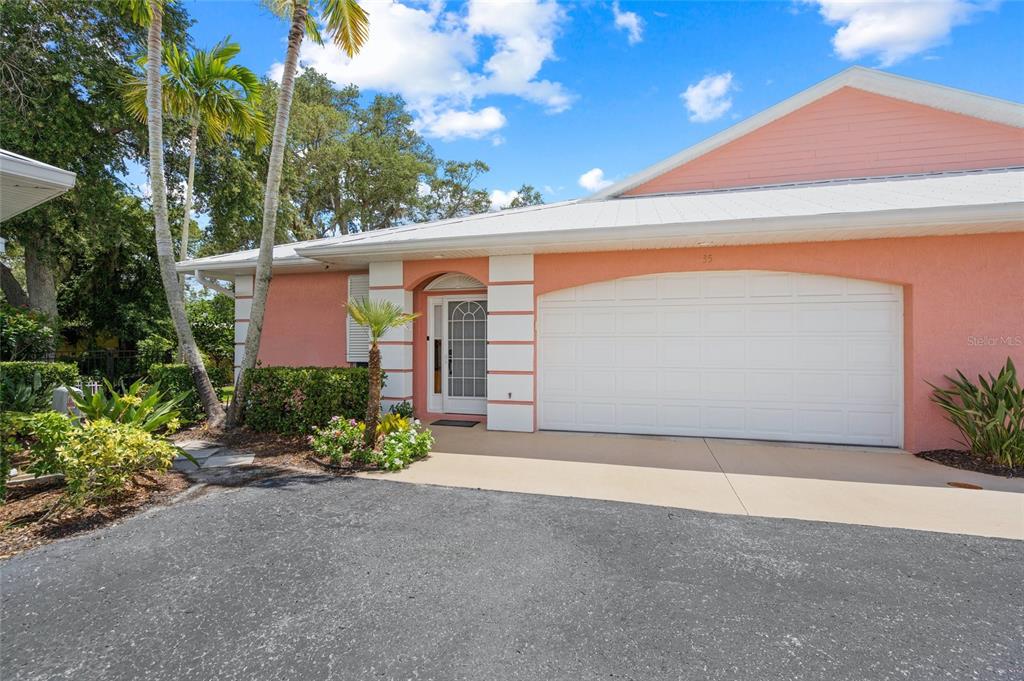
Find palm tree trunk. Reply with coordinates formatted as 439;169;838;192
227;0;307;427
364;343;382;449
178;116;199;297
145;0;225;429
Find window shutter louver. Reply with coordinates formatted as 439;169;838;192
346;274;370;363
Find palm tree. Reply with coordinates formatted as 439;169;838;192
346;297;418;448
227;0;369;426
125;38;267;275
141;0;226;427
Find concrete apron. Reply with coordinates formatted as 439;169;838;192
357;428;1024;540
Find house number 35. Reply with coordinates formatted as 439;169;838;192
702;253;713;263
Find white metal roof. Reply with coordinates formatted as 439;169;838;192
179;168;1024;275
588;67;1024;201
0;149;77;222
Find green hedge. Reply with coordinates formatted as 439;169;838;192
241;366;371;434
0;361;79;388
148;364;202;423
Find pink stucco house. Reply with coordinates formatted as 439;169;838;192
179;68;1024;452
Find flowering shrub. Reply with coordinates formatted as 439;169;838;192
311;415;433;471
56;418;179;508
375;421;433;471
309;417;366;463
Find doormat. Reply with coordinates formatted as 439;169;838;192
431;419;479;428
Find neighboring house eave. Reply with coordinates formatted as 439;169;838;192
0;149;77;222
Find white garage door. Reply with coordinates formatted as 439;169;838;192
538;271;902;446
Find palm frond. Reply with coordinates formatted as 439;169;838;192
321;0;369;57
346;297;419;343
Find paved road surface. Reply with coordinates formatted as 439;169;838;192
2;475;1021;680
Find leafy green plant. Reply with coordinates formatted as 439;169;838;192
0;302;58;360
373;419;433;471
55;419;180;509
148;363;200;422
22;411;77;477
73;378;186;434
0;370;56;413
241;367;370;434
929;357;1024;468
137;334;175;369
388;400;414;418
309;417;365;463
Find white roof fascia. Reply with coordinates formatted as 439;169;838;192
0;149;78;222
587;67;1024;201
297;203;1023;260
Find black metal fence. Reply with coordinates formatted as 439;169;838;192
52;349;171;385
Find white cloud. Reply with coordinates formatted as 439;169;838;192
578;167;613;192
806;0;995;67
275;0;573;142
682;72;735;123
612;1;644;45
489;188;520;210
419;107;507;141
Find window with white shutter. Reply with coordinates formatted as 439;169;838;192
346;274;370;363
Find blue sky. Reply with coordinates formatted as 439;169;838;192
178;0;1024;205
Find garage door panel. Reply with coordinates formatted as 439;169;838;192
540;310;575;335
539;271;902;446
659;371;700;395
662;309;701;334
700;339;745;366
658;275;702;299
748;308;794;333
619;310;659;335
746;372;794;400
703;309;746;333
621;371;659;395
579;402;616;426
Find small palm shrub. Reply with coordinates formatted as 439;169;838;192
929;358;1023;468
56;419;179;508
73;378;186;434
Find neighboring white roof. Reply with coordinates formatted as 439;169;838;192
588;66;1024;201
179;169;1024;274
0;149;77;222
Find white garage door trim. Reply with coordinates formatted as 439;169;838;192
538;271;903;447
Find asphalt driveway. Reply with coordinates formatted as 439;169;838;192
2;475;1021;681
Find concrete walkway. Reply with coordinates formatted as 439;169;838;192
172;440;254;471
359;428;1024;540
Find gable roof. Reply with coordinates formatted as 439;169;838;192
587;67;1024;201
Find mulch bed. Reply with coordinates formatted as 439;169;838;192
915;449;1021;478
173;425;376;475
0;470;191;561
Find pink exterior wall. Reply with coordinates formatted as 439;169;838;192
257;272;352;367
625;87;1024;196
533;232;1024;452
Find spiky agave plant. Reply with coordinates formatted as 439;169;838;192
346;297;419;448
929;357;1024;468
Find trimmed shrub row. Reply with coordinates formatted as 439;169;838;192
241;366;371;434
0;361;80;388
